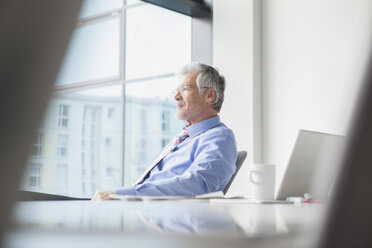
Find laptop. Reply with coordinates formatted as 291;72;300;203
275;129;346;200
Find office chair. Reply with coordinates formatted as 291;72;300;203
223;150;247;194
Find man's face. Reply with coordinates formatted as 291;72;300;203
174;72;207;125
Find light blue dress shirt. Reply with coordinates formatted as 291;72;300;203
116;115;237;196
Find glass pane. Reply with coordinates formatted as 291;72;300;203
56;17;120;86
125;4;191;79
21;85;123;197
126;0;143;6
56;164;68;189
124;76;185;185
79;0;123;19
28;164;41;188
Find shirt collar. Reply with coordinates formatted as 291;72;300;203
186;115;221;138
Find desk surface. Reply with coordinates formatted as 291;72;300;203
5;200;325;248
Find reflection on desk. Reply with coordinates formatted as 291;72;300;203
6;200;325;248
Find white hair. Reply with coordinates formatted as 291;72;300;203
179;62;226;112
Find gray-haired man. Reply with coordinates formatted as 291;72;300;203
92;62;237;201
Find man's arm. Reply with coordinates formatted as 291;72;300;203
114;132;237;197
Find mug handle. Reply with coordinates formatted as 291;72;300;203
250;170;263;185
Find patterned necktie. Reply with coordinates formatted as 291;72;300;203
133;128;189;185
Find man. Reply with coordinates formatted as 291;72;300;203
91;62;237;201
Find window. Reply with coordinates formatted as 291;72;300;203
56;164;68;189
140;109;147;132
90;153;95;166
31;133;43;157
108;108;115;119
23;0;191;197
57;135;69;157
82;183;86;194
58;105;70;128
28;164;41;188
106;167;113;176
105;137;111;148
91;183;96;193
162;111;170;132
125;3;191;79
56;18;120;85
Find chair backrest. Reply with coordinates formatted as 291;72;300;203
223;151;248;194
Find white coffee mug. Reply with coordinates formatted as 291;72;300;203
249;164;276;200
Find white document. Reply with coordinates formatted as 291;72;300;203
109;191;251;202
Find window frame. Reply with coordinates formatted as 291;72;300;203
31;133;43;157
161;110;170;132
57;135;69;158
56;164;69;189
58;104;70;128
28;164;42;189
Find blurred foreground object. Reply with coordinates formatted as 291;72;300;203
0;0;82;246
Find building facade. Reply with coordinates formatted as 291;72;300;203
24;92;183;197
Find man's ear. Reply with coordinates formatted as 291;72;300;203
205;88;217;104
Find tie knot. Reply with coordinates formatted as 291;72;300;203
174;129;189;145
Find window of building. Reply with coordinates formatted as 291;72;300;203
28;164;41;188
57;135;69;157
82;183;86;194
56;164;68;189
140;109;147;132
106;167;113;176
161;111;170;132
91;140;96;149
58;105;70;128
31;133;43;157
108;108;115;119
91;183;96;194
90;153;95;166
105;137;112;148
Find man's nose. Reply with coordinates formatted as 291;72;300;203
174;91;182;100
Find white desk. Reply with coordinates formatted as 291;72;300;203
5;200;326;248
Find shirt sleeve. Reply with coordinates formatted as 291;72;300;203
115;130;238;196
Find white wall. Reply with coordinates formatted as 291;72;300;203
263;0;372;189
192;16;213;65
213;0;372;195
213;0;263;196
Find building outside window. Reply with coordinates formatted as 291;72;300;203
56;164;68;189
31;133;43;157
58;104;70;128
28;164;41;188
140;109;147;133
105;138;112;148
108;108;115;119
161;111;170;132
106;167;113;176
57;135;69;158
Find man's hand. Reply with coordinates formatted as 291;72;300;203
91;190;116;201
